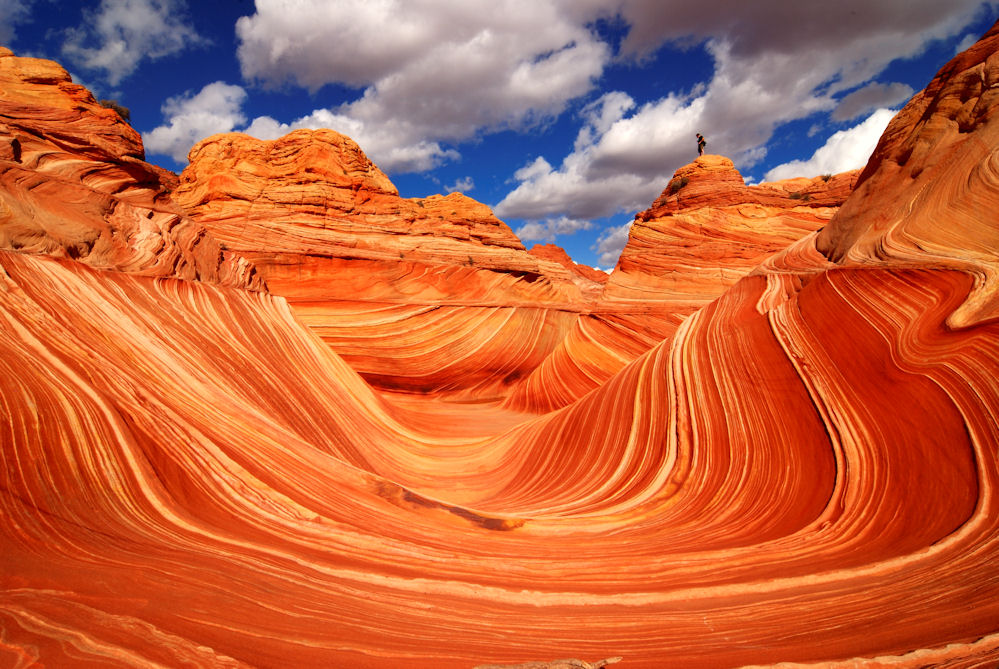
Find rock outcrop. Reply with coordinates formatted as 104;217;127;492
502;158;858;412
0;48;263;290
2;22;999;669
174;130;603;398
606;155;858;303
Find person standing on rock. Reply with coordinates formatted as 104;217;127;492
696;133;706;156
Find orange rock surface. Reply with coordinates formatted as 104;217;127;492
504;160;857;413
606;156;858;303
3;21;999;669
174;130;603;397
0;48;262;291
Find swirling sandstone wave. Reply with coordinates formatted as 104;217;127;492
174;130;603;398
2;22;999;669
503;159;857;412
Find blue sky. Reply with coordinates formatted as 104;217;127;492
3;0;997;269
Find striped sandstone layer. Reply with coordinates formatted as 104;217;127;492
503;159;857;412
174;130;605;398
2;21;999;669
0;48;262;291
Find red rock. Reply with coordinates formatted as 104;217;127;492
174;129;605;397
814;24;999;329
529;242;609;287
504;161;858;412
607;156;858;303
2;23;999;669
0;48;263;290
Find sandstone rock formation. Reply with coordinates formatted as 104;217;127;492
2;20;999;669
475;657;622;669
502;158;857;412
174;130;603;398
0;48;262;290
605;155;857;303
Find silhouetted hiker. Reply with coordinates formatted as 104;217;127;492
696;133;706;156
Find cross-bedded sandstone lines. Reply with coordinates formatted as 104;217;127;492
173;129;606;399
501;159;858;414
0;48;262;292
2;20;999;669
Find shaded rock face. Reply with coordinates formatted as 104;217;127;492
2;23;999;669
0;48;263;290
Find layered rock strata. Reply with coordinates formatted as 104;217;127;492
605;156;857;303
503;159;857;412
0;48;262;290
174;130;603;397
2;23;999;669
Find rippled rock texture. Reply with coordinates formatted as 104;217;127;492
0;48;263;291
175;129;604;398
503;158;857;412
3;21;999;669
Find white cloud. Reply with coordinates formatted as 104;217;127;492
515;216;593;243
833;82;914;121
0;0;32;44
242;110;458;173
60;0;205;85
143;82;247;162
494;1;993;227
593;221;633;268
954;32;980;53
444;176;475;194
764;108;897;182
513;157;555;182
234;0;609;173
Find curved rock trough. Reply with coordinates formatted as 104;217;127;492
1;23;999;668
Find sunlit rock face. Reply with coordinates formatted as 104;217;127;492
174;130;604;398
605;155;857;304
3;21;999;669
0;48;263;290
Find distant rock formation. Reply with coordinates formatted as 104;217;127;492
606;154;857;303
175;129;598;303
504;156;858;412
2;20;999;669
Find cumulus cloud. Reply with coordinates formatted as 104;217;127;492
0;0;32;44
444;177;475;194
234;0;609;172
764;108;897;181
139;0;995;248
953;32;981;53
495;0;991;227
496;149;657;223
833;82;914;121
143;82;247;162
515;216;593;243
60;0;205;85
614;0;990;63
593;221;633;268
